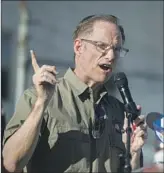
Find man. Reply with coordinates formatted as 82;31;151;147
3;14;147;173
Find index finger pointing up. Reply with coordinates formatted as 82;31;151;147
30;50;40;73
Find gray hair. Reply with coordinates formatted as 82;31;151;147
73;14;125;43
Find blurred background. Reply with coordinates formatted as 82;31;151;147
1;0;163;167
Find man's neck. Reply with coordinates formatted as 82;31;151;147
73;68;104;102
73;68;98;88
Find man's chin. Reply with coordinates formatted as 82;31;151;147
100;73;112;82
95;76;110;85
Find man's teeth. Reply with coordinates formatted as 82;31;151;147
102;64;110;67
99;64;111;70
100;64;110;68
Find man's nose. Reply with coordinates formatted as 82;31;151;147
103;48;115;61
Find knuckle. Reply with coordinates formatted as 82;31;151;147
41;65;48;70
42;65;47;68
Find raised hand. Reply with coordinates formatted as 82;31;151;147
30;50;58;102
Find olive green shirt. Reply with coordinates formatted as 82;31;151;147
3;68;126;173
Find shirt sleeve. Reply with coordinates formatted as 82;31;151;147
3;87;37;146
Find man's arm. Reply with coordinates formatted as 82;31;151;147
2;98;46;173
3;50;58;173
131;149;142;170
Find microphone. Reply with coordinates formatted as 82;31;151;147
114;72;141;172
146;112;164;130
114;72;139;121
146;112;164;143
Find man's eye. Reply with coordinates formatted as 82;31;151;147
97;43;108;50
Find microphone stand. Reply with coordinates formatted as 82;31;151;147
119;105;138;173
124;111;132;173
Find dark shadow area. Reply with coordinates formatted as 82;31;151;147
27;124;93;173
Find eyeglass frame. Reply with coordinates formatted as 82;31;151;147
81;38;129;58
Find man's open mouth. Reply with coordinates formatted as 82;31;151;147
99;64;112;71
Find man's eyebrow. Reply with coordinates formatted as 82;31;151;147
97;41;109;45
97;41;112;47
94;37;122;47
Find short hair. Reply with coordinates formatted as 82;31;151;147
73;14;125;44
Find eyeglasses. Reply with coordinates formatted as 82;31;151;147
81;39;129;58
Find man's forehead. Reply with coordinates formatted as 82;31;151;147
93;21;120;33
92;21;122;43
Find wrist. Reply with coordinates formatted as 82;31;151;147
36;97;47;104
34;98;49;110
131;148;141;156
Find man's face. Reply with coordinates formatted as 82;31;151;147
74;21;122;85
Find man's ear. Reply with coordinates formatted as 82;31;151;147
74;39;83;56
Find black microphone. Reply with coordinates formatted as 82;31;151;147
146;112;164;130
114;72;139;121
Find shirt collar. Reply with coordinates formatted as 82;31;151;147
64;68;89;96
64;67;111;98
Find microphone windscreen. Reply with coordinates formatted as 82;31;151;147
146;112;164;130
